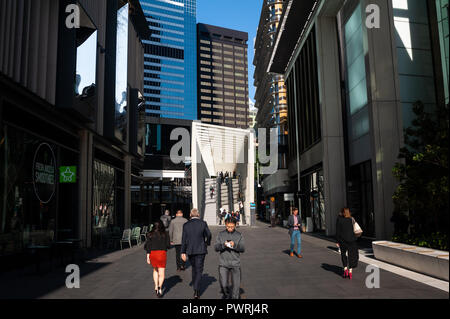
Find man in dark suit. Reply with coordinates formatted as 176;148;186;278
181;208;212;299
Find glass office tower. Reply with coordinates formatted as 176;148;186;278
140;0;197;120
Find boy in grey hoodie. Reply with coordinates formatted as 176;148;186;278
214;217;245;299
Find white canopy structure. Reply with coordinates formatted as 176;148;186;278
191;121;256;226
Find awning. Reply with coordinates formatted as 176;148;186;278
268;0;319;74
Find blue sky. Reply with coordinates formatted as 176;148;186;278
197;0;262;105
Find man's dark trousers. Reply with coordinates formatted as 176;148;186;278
189;254;206;291
174;245;185;269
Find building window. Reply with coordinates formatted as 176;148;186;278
115;3;129;143
347;161;375;237
287;26;321;154
435;0;449;104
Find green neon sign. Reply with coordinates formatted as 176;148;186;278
60;166;77;183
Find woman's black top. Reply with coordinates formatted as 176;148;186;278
145;232;171;252
335;216;356;244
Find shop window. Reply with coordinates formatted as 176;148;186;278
0;126;62;255
92;161;116;247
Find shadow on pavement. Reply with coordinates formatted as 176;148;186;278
163;275;183;295
327;246;340;253
282;249;291;255
0;261;110;299
321;263;343;277
199;273;217;296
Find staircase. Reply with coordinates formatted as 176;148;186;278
228;179;240;213
203;177;244;226
203;179;217;225
220;181;229;212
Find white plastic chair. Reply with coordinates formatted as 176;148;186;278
120;229;131;250
140;226;148;242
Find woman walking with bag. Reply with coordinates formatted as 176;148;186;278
335;208;360;279
145;221;171;297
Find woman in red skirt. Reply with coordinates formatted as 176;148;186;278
145;221;171;297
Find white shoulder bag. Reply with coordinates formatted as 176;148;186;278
352;217;363;237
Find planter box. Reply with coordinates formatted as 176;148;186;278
372;241;449;281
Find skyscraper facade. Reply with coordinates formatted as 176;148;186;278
254;0;291;222
197;23;249;129
140;0;197;120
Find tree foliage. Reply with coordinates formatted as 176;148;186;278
391;101;449;244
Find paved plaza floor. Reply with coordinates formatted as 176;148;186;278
0;221;448;299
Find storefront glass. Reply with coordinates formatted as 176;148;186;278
347;160;375;237
0;125;79;257
92;161;115;247
300;170;326;232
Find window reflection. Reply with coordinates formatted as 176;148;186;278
92;161;115;248
75;30;97;96
137;91;146;156
115;3;129;142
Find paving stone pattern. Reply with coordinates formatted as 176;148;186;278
0;221;447;299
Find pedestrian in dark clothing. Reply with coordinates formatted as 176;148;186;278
169;210;188;271
181;208;212;299
215;217;245;299
160;210;171;230
145;221;171;298
335;208;359;279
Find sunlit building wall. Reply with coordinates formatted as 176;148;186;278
268;0;448;239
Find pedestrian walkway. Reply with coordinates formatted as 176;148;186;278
0;221;447;299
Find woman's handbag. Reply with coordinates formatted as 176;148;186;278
352;218;363;237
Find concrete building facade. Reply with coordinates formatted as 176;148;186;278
269;0;448;239
0;0;149;268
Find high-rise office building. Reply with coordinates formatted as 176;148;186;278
138;0;196;218
140;0;197;120
253;0;290;222
197;23;249;129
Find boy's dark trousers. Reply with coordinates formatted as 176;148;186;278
219;266;241;299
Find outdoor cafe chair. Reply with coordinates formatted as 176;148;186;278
140;226;148;243
120;229;131;250
130;227;141;246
